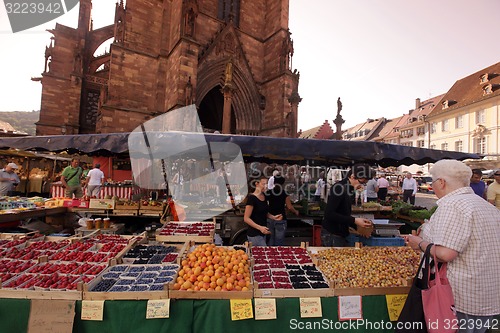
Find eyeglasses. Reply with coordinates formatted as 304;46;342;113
495;174;500;176
431;178;442;185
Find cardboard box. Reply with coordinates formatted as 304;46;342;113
89;199;115;210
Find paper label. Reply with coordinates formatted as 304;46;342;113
81;300;105;321
146;299;170;319
254;298;277;320
300;297;322;318
230;299;253;321
338;296;362;321
28;300;75;333
386;294;407;321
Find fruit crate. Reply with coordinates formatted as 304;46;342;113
313;246;419;296
346;235;405;247
155;221;215;243
0;273;83;300
83;264;170;300
252;244;333;298
119;241;189;266
89;199;115;210
168;243;253;299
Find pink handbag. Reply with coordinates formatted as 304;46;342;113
422;251;457;333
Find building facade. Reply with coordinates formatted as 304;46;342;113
427;62;500;169
35;0;300;137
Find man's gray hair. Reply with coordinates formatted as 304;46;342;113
430;160;472;188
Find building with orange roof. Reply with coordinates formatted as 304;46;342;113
298;120;334;139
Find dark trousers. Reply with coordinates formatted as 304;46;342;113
377;188;388;200
403;190;415;205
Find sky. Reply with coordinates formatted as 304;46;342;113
1;0;500;132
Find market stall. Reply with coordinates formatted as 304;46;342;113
50;183;134;200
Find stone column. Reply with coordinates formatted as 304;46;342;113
222;85;234;134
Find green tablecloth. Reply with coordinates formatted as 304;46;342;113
1;296;397;333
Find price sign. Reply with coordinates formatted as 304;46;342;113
254;298;277;320
338;296;362;321
299;297;322;318
386;294;407;321
230;299;253;321
146;299;170;319
81;300;105;321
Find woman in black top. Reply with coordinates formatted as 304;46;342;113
266;175;299;246
244;176;282;246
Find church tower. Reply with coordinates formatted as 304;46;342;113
36;0;301;137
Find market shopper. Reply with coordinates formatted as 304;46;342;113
405;160;500;333
365;171;378;202
0;163;20;196
60;158;83;198
401;173;417;205
266;175;299;246
313;171;326;202
244;176;282;246
85;163;105;198
376;174;389;201
321;164;373;247
487;169;500;209
470;168;487;199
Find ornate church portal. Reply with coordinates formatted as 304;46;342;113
36;0;300;137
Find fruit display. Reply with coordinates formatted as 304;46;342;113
157;222;214;236
252;246;329;290
171;243;251;292
88;264;178;292
122;244;180;264
317;247;420;288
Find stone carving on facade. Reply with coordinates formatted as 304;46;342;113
44;38;54;73
73;49;82;74
114;0;126;43
215;33;240;62
280;29;294;72
182;0;198;38
472;124;488;137
185;76;193;105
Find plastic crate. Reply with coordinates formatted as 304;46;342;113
362;236;405;247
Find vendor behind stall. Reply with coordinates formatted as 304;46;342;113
0;162;20;196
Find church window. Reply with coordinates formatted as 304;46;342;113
218;0;240;27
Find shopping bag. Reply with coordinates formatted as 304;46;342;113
395;244;433;333
422;252;457;333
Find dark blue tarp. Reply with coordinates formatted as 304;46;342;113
0;132;481;167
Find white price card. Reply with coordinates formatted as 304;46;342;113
254;298;277;320
300;297;322;318
81;300;105;321
146;299;170;319
338;296;363;321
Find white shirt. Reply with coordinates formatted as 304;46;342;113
314;178;325;196
267;176;275;190
377;177;390;188
421;187;500;315
87;168;105;186
402;177;417;195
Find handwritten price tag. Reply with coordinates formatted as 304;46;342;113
81;300;105;321
386;294;407;321
300;297;322;318
254;298;277;320
230;299;253;321
338;296;362;321
146;299;170;319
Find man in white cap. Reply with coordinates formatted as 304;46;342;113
0;163;21;196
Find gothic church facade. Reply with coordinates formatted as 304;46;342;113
36;0;301;137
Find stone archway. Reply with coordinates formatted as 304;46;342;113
198;86;236;133
196;59;261;135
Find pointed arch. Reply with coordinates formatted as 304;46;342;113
197;58;261;134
